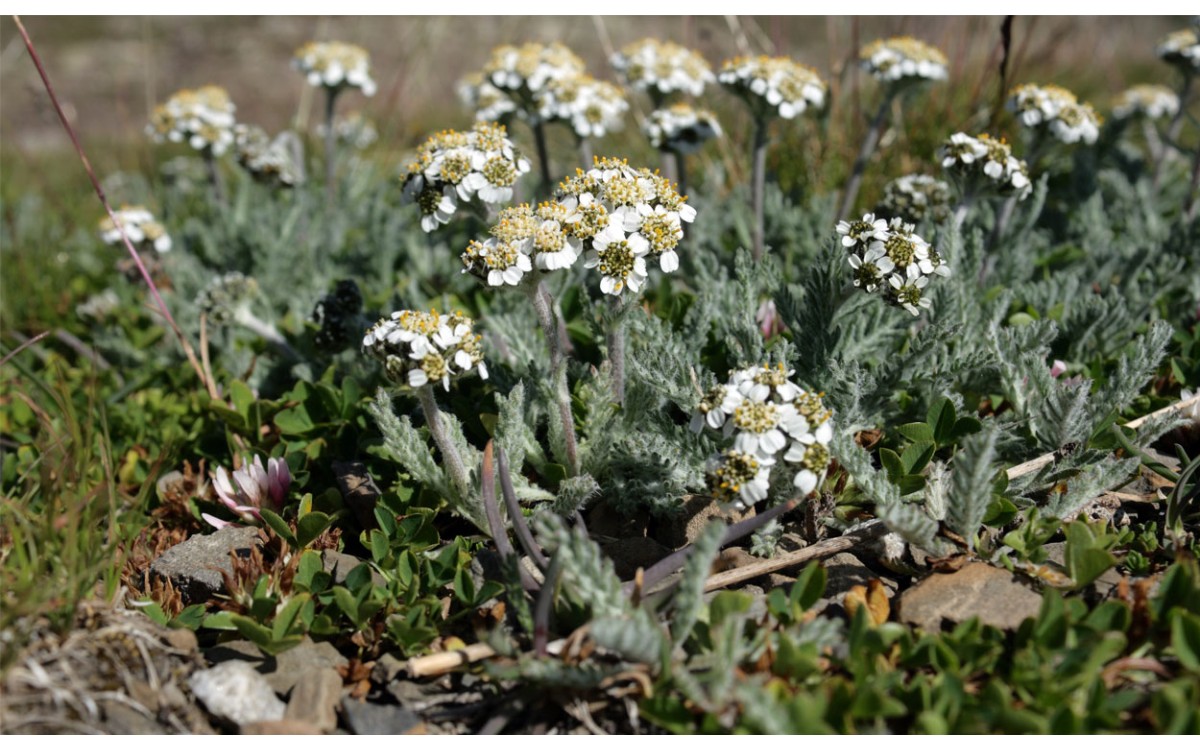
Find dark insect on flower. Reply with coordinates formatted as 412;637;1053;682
312;279;365;351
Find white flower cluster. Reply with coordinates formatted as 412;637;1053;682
859;36;948;86
718;55;827;120
877;174;952;225
293;41;377;96
1007;84;1102;145
939;132;1031;199
362;310;488;390
556;157;696;297
643;103;722;153
462;202;578;287
1112;84;1181;121
402;123;531;232
463;42;586;123
457;74;520;123
98;206;172;253
837;214;949;316
610;39;715;99
234;125;302;188
1158;28;1200;72
538;75;629;139
692;364;834;509
146;86;237;156
317;111;378;149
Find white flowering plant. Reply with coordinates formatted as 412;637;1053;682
401;123;531;232
859;36;948;88
293;41;377;96
611;39;715;102
146;85;237;156
1007;83;1102;146
836;214;950;316
1157;28;1200;74
718;55;827;121
362;309;488;390
98;206;172;254
939;132;1032;199
643;103;722;153
233;124;303;188
877;174;953;225
1112;84;1181;121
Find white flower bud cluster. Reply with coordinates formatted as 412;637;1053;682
939;132;1032;199
859;36;948;85
643;103;722;153
538;75;629;139
401;123;531;232
98;206;172;253
877;174;952;225
146;86;237;156
692;364;835;509
234;125;302;188
1007;84;1101;145
362;310;488;390
1158;28;1200;73
718;55;826;120
610;39;715;98
836;214;950;316
557;157;697;297
457;74;520;123
293;41;377;96
316;111;378;149
1112;84;1181;121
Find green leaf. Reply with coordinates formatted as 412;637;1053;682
201;611;238;630
1064;522;1117;589
332;586;359;623
453;565;476;605
927;398;958;445
897;422;935;444
879;448;904;482
1171;610;1200;671
369;529;389;563
230;614;274;650
901;441;936;475
272;593;311;641
260;508;298;548
295;549;323;590
169;604;207;630
709;590;752;626
274;404;316;435
137;600;169;626
296;511;334;548
791;561;827;612
230;380;255;421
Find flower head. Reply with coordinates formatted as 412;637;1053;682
1157;28;1200;74
538;75;629;139
203;454;291;529
234;125;303;188
146;85;236;156
718;55;826;120
1112;84;1180;121
468;42;586;124
939;132;1031;199
98;205;172;253
859;36;948;86
611;39;715;98
362;310;488;390
402;123;531;232
706;449;773;511
839;215;948;315
877;174;953;225
642;103;722;152
293;41;376;96
1007;83;1101;145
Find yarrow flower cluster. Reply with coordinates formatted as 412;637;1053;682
98;206;172;253
234;125;302;187
317;111;379;149
692;364;835;509
643;103;722;152
556;157;697;297
1157;28;1200;73
837;214;950;316
462;201;579;286
877;174;952;225
293;41;377;96
147;85;237;156
610;39;715;99
463;42;586;123
718;55;827;120
1112;84;1181;121
538;75;629;139
1007;84;1102;145
362;310;488;390
203;455;291;530
939;132;1032;199
859;37;948;86
401;123;531;232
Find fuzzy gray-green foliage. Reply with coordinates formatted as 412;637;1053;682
533;513;626;621
369;388;451;500
832;431;937;546
551;474;600;516
670;520;727;646
946;424;999;545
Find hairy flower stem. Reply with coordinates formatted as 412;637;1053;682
751;118;769;260
324;87;340;207
417;386;473;502
526;281;580;476
533;555;563;656
579;137;593;171
837;93;894;221
497;445;549;571
532;120;552;195
203;150;226;207
607;297;628;409
951;193;975;233
1155;74;1194;191
481;442;538;591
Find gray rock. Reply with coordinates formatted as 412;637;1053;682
372;653;406;685
241;719;322;734
322;550;386;589
150;526;261;603
285;667;343;732
190;661;286;728
341;698;424;735
100;700;164;734
822;552;897;597
265;638;349;696
897;563;1043;632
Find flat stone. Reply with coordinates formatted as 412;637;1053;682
341;698;424;735
189;661;286;728
266;638;349;696
322;550;386;589
241;719;323;734
653;494;753;550
372;653;406;685
601;537;672;579
285;668;343;732
150;526;261;603
165;628;199;653
822;553;897;597
897;563;1043;632
100;700;164;734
